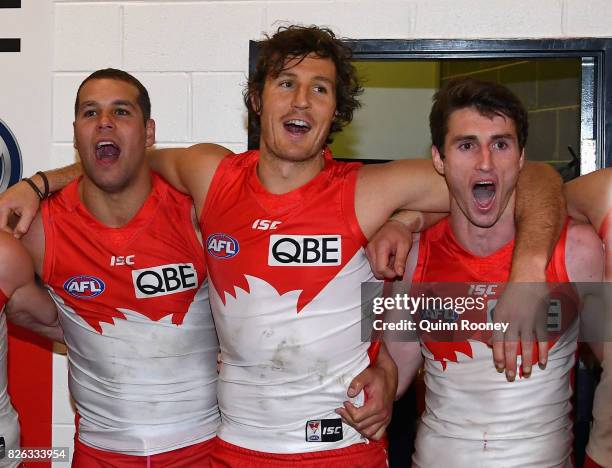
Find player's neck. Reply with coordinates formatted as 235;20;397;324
449;200;516;257
78;170;152;228
257;147;325;194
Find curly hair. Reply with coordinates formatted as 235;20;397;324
430;77;528;156
75;68;151;125
244;25;363;145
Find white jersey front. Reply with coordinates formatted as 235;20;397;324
202;151;376;453
412;218;579;467
42;175;220;456
415;336;577;468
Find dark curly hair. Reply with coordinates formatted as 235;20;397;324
430;77;528;157
244;25;363;145
75;68;151;125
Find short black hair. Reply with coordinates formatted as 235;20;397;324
430;77;528;155
74;68;151;124
244;25;363;144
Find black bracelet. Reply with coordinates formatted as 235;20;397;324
35;171;49;198
22;177;44;200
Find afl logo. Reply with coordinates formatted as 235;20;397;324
0;118;22;193
63;275;106;299
207;233;239;259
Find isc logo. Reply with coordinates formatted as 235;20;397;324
322;427;341;435
132;263;198;299
206;233;239;259
268;235;341;266
110;255;135;266
63;275;106;299
252;219;281;230
468;284;498;296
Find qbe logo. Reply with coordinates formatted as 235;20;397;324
132;263;198;299
268;235;341;266
63;275;106;299
0;118;22;192
207;233;239;259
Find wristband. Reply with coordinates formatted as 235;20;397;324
35;171;50;198
22;177;44;200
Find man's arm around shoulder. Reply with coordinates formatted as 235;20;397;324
0;231;62;342
384;233;423;399
148;143;233;215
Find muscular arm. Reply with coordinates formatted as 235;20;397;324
356;159;449;239
0;232;34;298
0;232;62;342
511;162;566;282
0;142;233;237
357;158;563;244
564;168;611;230
5;281;63;342
490;162;565;378
366;211;447;279
336;341;397;440
31;163;83;193
147;144;233;215
360;159;564;280
384;234;423;398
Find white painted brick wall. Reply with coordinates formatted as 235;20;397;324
54;4;122;70
565;0;612;36
47;0;611;464
413;0;564;38
123;3;266;71
53;73;89;142
192;73;248;142
263;1;417;38
134;73;191;142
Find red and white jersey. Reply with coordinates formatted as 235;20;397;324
412;218;578;467
41;174;219;456
587;208;611;466
201;150;374;453
0;290;20;468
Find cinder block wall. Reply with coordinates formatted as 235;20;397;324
49;0;611;463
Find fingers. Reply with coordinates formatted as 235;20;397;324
14;211;35;239
365;219;413;280
368;242;397;280
520;334;534;378
347;375;365;399
336;402;388;438
535;318;549;369
536;340;549;370
491;330;505;372
369;426;386;441
392;238;411;278
338;390;380;424
0;209;12;235
504;339;518;381
0;181;41;238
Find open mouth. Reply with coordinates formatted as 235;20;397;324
95;141;121;161
283;119;311;135
472;181;496;209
